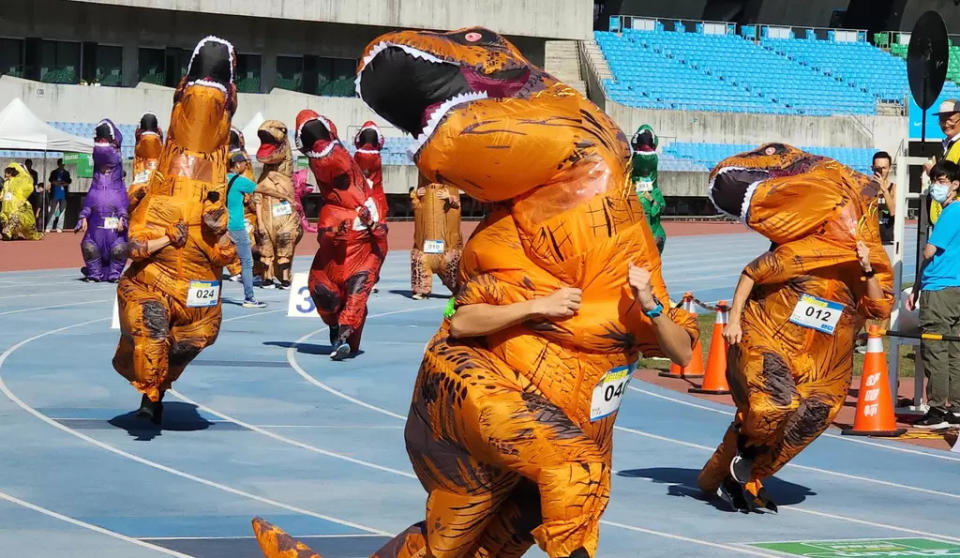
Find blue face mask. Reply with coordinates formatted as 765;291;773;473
931;184;951;204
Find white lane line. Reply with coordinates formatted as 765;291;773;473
612;425;960;543
0;298;110;317
141;534;386;540
597;519;780;557
168;390;417;480
0;489;193;557
627;385;960;463
0;318;390;537
285;328;960;543
49;418;402;429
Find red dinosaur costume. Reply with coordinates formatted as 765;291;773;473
295;111;386;360
112;36;238;423
253;27;698;558
353;121;390;280
699;144;894;512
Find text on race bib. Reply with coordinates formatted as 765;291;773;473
272;200;293;217
636;179;654;193
590;362;637;421
186;280;221;308
789;293;844;335
102;217;120;230
3;192;13;201
423;239;445;254
244;218;254;234
133;170;151;185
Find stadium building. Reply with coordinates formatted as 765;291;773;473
0;0;955;223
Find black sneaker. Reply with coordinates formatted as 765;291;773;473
915;408;950;429
135;394;163;425
730;453;753;484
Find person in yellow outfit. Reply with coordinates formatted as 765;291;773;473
1;163;43;240
924;100;960;227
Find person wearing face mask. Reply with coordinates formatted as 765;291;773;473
923;100;960;228
906;160;960;429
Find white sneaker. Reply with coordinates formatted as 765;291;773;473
56;229;63;233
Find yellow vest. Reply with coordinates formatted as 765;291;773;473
931;140;960;225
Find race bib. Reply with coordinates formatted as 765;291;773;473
133;170;151;184
789;294;843;334
636;179;654;193
186;280;220;308
3;192;12;201
272;200;293;217
352;197;380;231
590;362;636;421
103;217;120;230
423;239;445;254
244;218;253;234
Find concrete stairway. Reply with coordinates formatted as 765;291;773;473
544;40;587;94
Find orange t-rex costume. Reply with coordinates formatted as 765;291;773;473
129;112;163;211
698;144;894;512
253;27;698;558
112;36;238;423
410;174;461;297
255;119;302;287
296;111;385;359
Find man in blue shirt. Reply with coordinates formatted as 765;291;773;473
908;160;960;428
45;159;71;232
227;153;266;308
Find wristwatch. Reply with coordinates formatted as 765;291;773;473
863;267;875;278
644;296;664;319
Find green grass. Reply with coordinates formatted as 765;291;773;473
640;314;916;377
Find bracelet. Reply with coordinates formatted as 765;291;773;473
863;268;875;278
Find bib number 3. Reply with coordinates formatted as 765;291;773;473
789;294;844;334
186;280;221;308
590;363;636;421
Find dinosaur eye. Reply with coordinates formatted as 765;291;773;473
465;32;482;42
764;146;777;156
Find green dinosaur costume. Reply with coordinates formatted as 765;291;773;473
631;124;666;253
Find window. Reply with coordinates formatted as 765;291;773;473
94;45;122;86
164;48;190;87
318;58;357;97
0;38;24;77
236;54;261;93
138;47;164;85
276;55;304;92
39;40;80;84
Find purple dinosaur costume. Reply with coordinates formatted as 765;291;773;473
78;119;129;282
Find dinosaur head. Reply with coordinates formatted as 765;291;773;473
357;27;551;164
295;110;359;190
293;168;313;198
709;143;875;245
631;124;658;154
229;127;245;153
93;118;123;172
135;112;163;161
256;120;291;166
354;121;384;152
170;36;236;153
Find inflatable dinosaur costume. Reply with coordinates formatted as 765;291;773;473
78;119;129;282
130;112;163;211
254;120;301;287
700;144;894;512
410;174;462;298
353;120;390;279
292;168;316;233
253;27;698;558
112;36;238;423
630;124;665;253
226;127;263;278
1;162;41;240
294;111;385;359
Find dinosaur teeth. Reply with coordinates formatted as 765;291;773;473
304;140;339;159
187;79;228;93
189;35;236;84
409;90;489;159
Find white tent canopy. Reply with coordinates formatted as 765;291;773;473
240;111;265;156
0;97;93;153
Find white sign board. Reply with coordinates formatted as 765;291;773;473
287;272;320;318
111;297;120;329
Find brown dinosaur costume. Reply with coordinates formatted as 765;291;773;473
129;112;163;211
699;144;894;512
112;36;238;423
410;174;461;298
254;119;301;287
253;27;698;558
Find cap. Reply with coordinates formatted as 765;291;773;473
934;99;960;116
229;152;247;165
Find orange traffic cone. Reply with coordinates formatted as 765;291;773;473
661;292;705;378
842;325;906;437
690;300;730;395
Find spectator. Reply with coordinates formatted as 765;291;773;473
226;153;267;309
923;100;960;228
872;151;896;247
907;160;960;428
24;158;42;231
45;158;71;233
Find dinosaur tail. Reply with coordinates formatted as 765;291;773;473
251;517;323;558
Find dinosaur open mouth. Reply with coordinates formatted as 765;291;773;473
185;36;234;92
256;129;283;161
296;116;337;159
708;167;771;220
94;120;116;146
138;113;160;136
357;43;530;153
228;128;244;152
355;127;381;150
632;129;656;153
